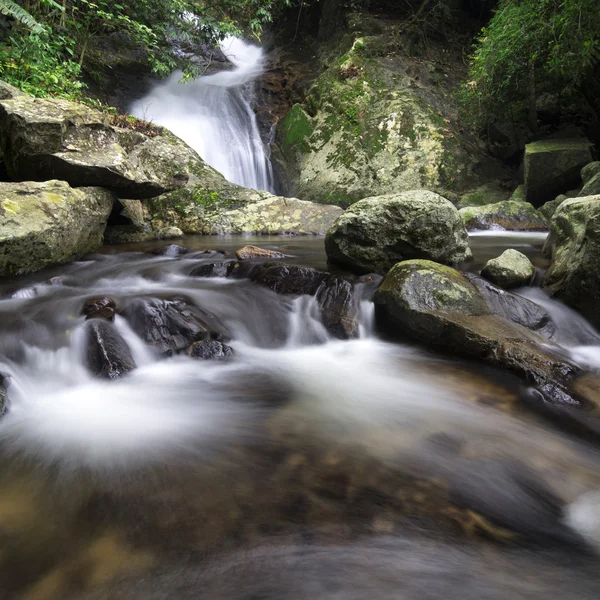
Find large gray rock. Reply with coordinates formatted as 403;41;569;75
524;139;592;206
539;195;568;221
0;92;228;199
543;195;600;328
481;249;535;289
459;201;548;231
325;191;471;275
0;180;114;276
373;260;586;402
84;320;136;379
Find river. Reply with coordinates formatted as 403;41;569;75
1;233;600;598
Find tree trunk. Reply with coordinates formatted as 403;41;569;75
79;33;90;67
528;60;538;133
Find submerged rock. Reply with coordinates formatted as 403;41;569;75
481;250;535;289
543;195;600;329
188;340;234;360
0;180;114;277
524;139;592;205
325;191;471;275
315;276;359;339
236;245;286;260
190;261;236;278
459;201;548;231
373;260;578;399
122;297;228;355
84;320;136;379
0;373;8;416
81;297;117;321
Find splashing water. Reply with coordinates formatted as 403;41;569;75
130;37;273;191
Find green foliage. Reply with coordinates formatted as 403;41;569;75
0;0;43;32
460;0;600;127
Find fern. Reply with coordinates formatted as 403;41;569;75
0;0;44;32
39;0;65;11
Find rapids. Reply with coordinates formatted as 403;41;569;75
1;234;600;598
129;37;274;191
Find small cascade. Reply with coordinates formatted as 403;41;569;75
130;37;274;192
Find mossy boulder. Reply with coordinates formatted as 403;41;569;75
581;161;600;184
0;180;114;276
481;249;535;289
456;184;510;209
373;260;584;401
459;201;548;231
539;195;568;221
325;190;471;275
0;90;227;199
275;36;484;207
524;139;592;206
543;195;600;328
578;172;600;198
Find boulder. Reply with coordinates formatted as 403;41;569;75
0;92;226;199
0;180;114;276
188;340;234;360
373;260;579;400
236;245;286;260
104;199;154;244
84;320;136;379
539;195;567;221
148;190;344;235
581;161;600;184
122;297;228;355
156;226;183;240
542;196;600;328
325;191;471;275
274;34;488;206
456;184;510;209
481;249;535;289
524;139;592;206
510;185;527;202
315;276;359;339
578;172;600;198
0;80;25;100
151;244;194;257
82;297;117;321
459;201;548;231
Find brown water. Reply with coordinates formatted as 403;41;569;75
1;233;600;599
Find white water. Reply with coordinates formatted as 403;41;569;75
130;37;273;191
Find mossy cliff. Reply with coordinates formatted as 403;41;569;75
275;20;491;207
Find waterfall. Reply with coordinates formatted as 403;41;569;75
130;37;274;192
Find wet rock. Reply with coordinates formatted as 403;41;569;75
84;320;136;379
151;244;194;257
189;261;235;278
316;276;359;339
0;373;8;416
122;297;228;355
0;181;114;277
373;260;577;397
248;263;328;295
188;340;234;360
543;195;600;328
459;201;548;231
524;139;593;205
235;245;286;260
481;249;535;289
81;297;117;321
326;191;471;275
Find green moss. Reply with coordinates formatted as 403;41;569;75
280;104;315;155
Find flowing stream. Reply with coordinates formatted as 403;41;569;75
1;234;600;598
130;37;274;191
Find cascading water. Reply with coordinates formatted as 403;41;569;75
130;37;274;191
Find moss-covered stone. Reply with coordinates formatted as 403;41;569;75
481;249;535;289
459;201;548;231
325;190;471;274
0;180;114;276
456;184;510;209
539;195;568;221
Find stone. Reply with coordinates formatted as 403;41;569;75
325;191;470;275
510;185;527;202
581;161;600;184
578;172;600;198
539;195;567;221
0;180;114;277
0;373;8;417
373;260;580;401
459;201;548;231
0;91;226;199
84;320;136;379
82;297;117;321
481;249;535;289
156;226;184;240
524;139;592;206
151;245;194;257
235;245;286;260
456;184;510;209
0;80;25;100
542;195;600;329
104;199;154;244
315;276;359;339
188;340;234;360
274;34;487;207
122;297;228;355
